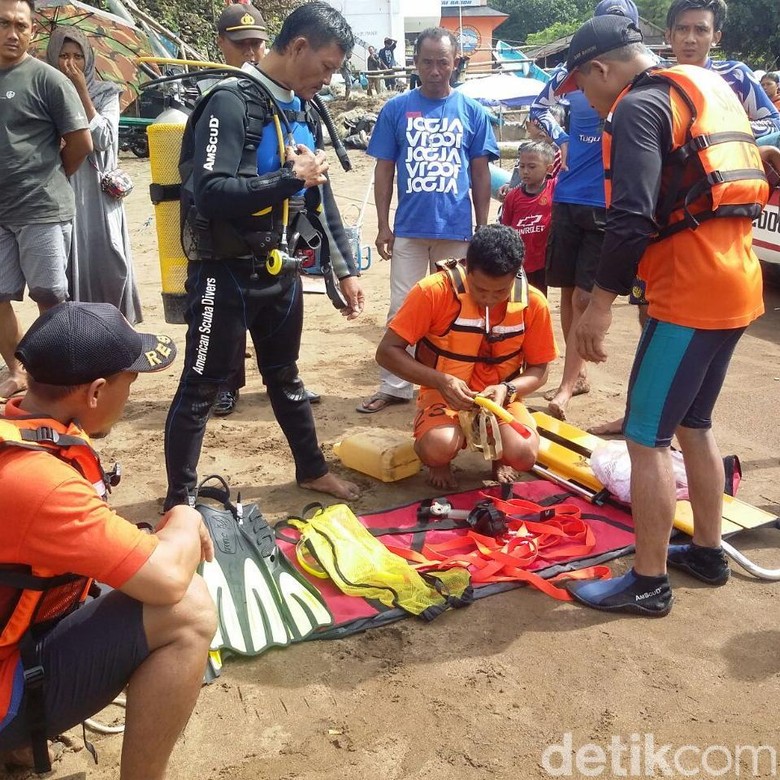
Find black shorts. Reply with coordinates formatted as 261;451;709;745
545;202;606;291
0;590;148;750
525;267;547;298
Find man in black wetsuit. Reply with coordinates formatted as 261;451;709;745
164;1;365;509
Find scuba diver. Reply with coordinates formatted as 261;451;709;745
163;2;365;510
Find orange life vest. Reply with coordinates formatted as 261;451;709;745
0;416;115;772
0;417;113;654
603;65;769;238
414;261;529;389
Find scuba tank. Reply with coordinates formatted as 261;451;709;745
142;60;355;324
148;98;190;325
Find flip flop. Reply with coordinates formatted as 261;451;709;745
356;392;410;414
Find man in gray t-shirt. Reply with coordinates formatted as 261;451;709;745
0;0;91;399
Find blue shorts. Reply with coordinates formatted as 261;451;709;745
0;590;149;750
624;319;745;448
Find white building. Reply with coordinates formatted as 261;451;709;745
331;0;441;66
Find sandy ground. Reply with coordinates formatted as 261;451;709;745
4;148;780;780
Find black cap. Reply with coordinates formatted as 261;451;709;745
555;15;643;94
16;302;177;386
217;4;268;42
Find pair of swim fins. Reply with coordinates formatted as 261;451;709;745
196;481;332;657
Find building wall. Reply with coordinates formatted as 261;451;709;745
334;0;439;67
439;15;505;65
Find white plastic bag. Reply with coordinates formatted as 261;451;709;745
590;440;689;504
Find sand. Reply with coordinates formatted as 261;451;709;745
4;148;780;780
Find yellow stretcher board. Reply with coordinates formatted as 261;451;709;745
532;412;777;537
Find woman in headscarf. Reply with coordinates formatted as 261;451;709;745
46;27;142;324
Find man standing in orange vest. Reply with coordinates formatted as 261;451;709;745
555;16;768;616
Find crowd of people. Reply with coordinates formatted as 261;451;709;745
0;0;778;775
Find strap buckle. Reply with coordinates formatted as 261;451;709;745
33;426;59;444
23;664;44;688
106;462;122;487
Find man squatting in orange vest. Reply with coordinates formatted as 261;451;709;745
375;224;559;490
555;16;768;615
0;302;216;777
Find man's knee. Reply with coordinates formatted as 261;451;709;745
144;574;216;650
263;363;305;402
415;427;462;466
675;424;713;449
180;574;217;641
502;435;539;473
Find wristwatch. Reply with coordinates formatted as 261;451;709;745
501;381;517;405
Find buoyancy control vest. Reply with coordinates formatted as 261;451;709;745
178;76;321;262
603;65;769;239
0;417;114;773
414;260;530;388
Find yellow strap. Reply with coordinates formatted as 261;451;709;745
474;395;514;425
295;539;329;579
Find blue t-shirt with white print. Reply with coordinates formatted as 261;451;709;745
367;88;499;241
530;65;605;208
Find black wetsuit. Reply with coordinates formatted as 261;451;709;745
163;75;356;509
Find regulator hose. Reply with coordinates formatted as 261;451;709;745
311;94;352;172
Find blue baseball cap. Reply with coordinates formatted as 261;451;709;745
594;0;639;24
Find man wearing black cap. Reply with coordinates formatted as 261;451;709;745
0;302;216;777
216;3;268;69
555;16;767;617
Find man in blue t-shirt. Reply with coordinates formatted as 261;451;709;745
529;0;640;423
358;27;498;414
666;0;780;144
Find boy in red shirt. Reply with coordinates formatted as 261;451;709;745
500;140;557;296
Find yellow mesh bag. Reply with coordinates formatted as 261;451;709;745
287;504;472;620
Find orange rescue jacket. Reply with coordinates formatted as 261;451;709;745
0;417;110;657
603;65;769;237
414;260;530;389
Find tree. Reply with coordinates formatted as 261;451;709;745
525;20;582;47
491;0;591;46
636;0;668;28
132;0;299;61
720;0;780;70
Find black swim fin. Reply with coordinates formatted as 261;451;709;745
196;477;332;656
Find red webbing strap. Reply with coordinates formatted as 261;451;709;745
384;494;611;601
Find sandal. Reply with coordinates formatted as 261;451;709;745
356;392;410;414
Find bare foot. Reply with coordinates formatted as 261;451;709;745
0;373;26;401
547;396;567;421
587;416;624;436
1;740;64;769
572;376;590;396
542;377;590;402
491;461;517;483
299;472;361;501
426;464;458;490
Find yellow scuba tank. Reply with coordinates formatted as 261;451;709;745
148;105;189;324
